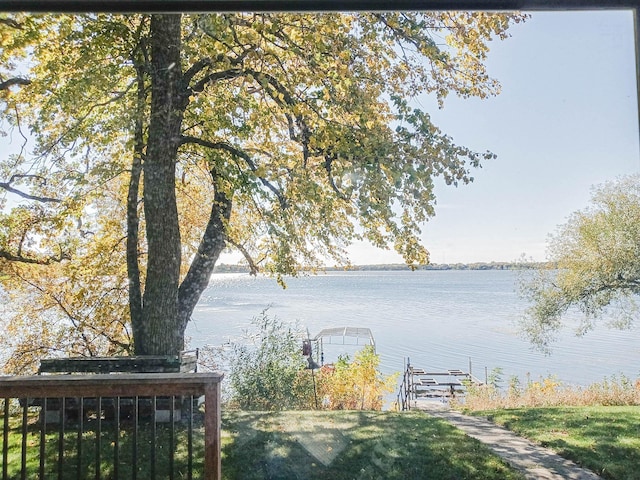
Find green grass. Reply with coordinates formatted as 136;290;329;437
9;406;640;479
1;414;204;479
220;410;525;480
2;410;525;479
471;406;640;480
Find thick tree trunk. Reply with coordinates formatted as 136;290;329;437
138;14;186;356
129;15;231;355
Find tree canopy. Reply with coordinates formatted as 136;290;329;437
0;12;526;368
519;174;640;353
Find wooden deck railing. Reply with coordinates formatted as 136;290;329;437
0;372;223;480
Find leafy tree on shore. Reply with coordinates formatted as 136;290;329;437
519;174;640;352
0;12;526;367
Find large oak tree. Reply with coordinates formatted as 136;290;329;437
0;12;525;368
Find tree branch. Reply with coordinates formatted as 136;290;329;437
180;135;288;209
36;80;136;160
0;77;30;91
183;48;253;87
188;66;243;94
126;59;146;338
183;54;225;85
0;17;22;29
0;174;62;203
244;68;311;164
0;249;69;265
14;272;131;354
177;172;233;330
13;105;29;159
372;13;425;51
225;238;259;276
324;153;350;201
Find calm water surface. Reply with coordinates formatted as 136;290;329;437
187;270;639;386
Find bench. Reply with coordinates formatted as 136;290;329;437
30;350;199;423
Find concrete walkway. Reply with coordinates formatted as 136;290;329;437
414;400;604;480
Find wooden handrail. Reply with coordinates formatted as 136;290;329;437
0;372;221;397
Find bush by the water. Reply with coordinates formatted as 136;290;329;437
316;346;397;410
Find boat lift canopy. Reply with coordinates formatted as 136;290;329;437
312;327;375;352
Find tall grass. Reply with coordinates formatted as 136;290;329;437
457;373;640;411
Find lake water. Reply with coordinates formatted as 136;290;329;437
187;270;639;387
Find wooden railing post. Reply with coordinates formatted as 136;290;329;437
203;381;221;480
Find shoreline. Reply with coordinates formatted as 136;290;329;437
214;261;551;274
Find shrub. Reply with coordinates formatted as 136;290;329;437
459;372;640;411
220;312;315;410
316;345;398;410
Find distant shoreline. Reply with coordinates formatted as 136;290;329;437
213;261;548;274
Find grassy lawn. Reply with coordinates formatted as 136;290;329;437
8;406;640;479
471;406;640;480
221;410;525;480
1;409;205;479
3;409;524;479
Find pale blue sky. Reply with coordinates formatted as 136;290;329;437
342;10;640;265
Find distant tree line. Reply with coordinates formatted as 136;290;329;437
213;261;546;273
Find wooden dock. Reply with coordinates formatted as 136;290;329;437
396;361;484;411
